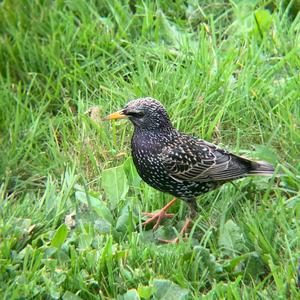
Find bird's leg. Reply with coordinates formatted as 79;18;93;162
159;198;197;244
158;217;191;243
142;197;177;230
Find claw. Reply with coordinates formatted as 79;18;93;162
158;237;180;244
142;211;175;230
142;212;174;218
141;197;177;231
158;218;191;243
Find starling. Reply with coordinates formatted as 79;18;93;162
104;97;274;243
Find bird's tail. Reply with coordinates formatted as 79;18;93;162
247;160;275;176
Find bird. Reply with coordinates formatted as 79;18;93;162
103;97;275;243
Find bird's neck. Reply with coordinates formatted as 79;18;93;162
133;124;174;135
132;126;178;151
133;126;177;140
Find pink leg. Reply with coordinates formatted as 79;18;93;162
142;197;177;231
159;218;191;243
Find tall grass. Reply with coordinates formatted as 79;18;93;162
0;0;300;299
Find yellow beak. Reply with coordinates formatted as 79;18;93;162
102;110;128;121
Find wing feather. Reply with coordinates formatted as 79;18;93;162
159;136;249;182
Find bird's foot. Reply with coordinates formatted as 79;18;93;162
142;197;177;231
158;218;191;244
142;212;175;231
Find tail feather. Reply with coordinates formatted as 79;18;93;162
247;160;275;176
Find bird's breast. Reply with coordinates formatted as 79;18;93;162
131;131;171;191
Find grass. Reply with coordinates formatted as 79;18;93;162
0;0;300;299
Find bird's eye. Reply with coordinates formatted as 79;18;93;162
126;110;145;118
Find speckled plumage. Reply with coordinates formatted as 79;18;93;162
112;97;274;215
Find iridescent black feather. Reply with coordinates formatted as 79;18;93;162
121;97;274;214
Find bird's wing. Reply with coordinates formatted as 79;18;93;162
159;136;249;182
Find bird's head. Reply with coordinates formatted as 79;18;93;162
103;97;172;130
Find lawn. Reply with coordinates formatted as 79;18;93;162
0;0;300;299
